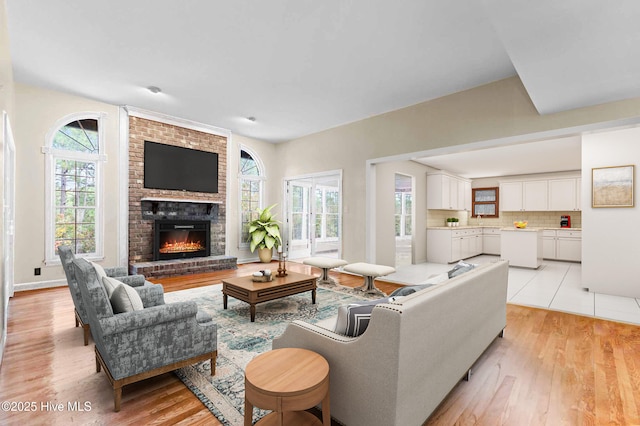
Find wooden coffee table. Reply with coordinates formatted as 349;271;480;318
222;272;317;322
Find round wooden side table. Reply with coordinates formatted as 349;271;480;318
244;347;330;426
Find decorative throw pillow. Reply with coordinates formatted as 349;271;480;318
102;276;122;298
334;297;402;337
447;261;477;279
90;261;107;280
110;283;144;313
390;283;434;297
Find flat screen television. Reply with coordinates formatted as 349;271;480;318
144;141;219;193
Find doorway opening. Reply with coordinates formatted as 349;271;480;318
284;171;342;261
395;173;413;267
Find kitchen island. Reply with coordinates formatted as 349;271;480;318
500;228;543;268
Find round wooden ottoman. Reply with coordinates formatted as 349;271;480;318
244;347;330;426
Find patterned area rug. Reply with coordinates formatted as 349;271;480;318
164;281;373;425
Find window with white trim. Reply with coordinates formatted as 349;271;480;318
315;186;339;241
239;148;265;247
45;114;104;262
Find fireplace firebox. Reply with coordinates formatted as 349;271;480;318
153;220;211;261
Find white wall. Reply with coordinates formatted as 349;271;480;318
10;76;640;288
582;127;640;298
227;133;278;263
375;160;429;266
276;76;640;264
0;0;15;366
14;83;121;287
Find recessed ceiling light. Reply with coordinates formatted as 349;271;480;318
246;116;256;122
147;86;162;94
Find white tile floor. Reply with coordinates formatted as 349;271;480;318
384;255;640;326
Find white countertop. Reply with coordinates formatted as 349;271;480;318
427;226;581;230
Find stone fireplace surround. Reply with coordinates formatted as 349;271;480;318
128;116;237;279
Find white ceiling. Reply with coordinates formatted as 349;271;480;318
413;136;582;179
6;0;640;151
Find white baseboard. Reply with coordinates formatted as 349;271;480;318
14;279;67;292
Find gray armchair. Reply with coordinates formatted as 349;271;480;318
57;245;157;345
72;257;217;411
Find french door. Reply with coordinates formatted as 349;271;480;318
284;171;342;260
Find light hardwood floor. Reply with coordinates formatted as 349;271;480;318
1;261;639;425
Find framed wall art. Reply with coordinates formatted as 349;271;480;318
592;165;634;208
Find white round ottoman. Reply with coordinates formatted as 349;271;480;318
343;262;396;295
303;257;348;285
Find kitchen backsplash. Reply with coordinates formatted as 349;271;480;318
427;210;582;228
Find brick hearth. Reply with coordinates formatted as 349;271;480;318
130;255;237;279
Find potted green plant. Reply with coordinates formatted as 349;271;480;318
446;217;454;227
248;204;282;263
452;217;459;227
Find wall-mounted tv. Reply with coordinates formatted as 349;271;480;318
144;141;219;193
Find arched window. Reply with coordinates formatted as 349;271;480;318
239;147;265;247
44;113;105;263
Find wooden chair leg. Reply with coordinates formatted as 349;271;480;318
211;353;217;376
96;353;101;373
114;387;122;412
83;324;90;346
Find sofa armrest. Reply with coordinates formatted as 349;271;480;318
104;266;128;277
117;274;146;287
99;301;199;336
134;283;165;308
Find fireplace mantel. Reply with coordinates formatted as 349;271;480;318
141;197;222;214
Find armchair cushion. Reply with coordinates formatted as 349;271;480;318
110;283;144;313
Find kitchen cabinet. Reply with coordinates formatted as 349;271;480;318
500;180;548;211
548;177;581;211
427;172;471;211
482;227;501;255
542;230;557;259
427;228;482;263
542;229;581;261
500;228;543;268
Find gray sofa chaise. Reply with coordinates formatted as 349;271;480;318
273;260;509;426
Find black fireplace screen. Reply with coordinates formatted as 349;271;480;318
154;220;211;260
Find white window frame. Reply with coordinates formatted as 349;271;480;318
43;112;106;264
314;185;340;243
238;145;265;249
395;191;412;238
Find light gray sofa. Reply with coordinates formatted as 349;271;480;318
272;260;509;426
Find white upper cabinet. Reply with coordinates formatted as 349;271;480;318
427;172;471;211
548;177;581;211
500;180;548;211
523;180;548;211
500;182;523;211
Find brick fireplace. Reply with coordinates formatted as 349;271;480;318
127;116;236;278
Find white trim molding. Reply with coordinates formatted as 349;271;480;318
124;106;231;138
43;112;106;265
118;107;130;267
